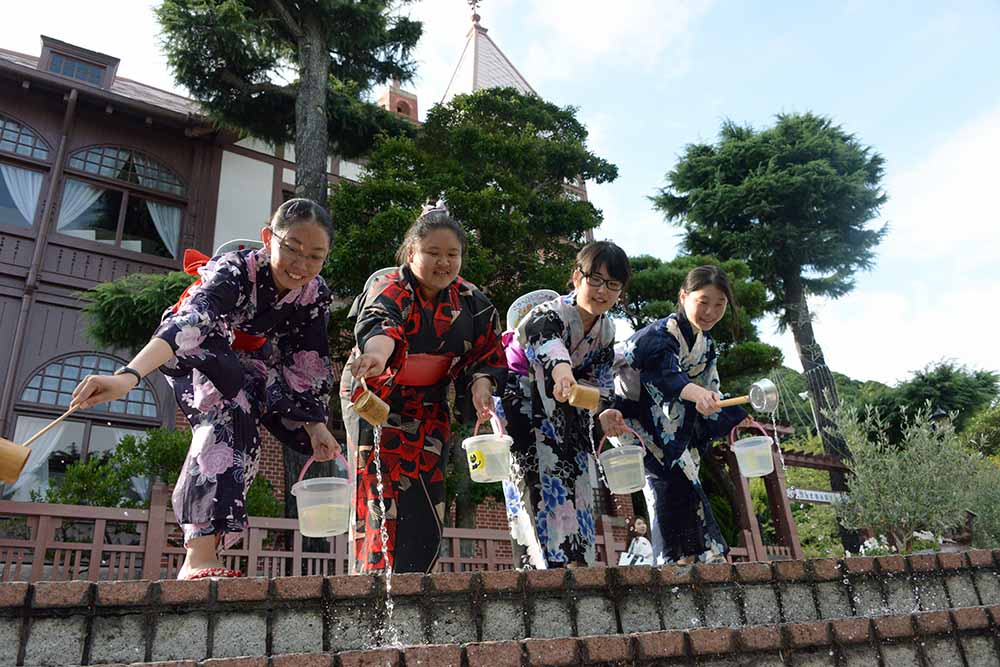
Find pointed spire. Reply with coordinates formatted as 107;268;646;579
441;0;536;104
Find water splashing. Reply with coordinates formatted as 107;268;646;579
372;424;400;647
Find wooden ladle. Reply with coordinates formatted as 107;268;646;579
0;404;80;484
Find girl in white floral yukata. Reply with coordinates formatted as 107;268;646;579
71;199;340;580
500;241;631;568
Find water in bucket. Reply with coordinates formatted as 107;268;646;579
290;455;351;537
595;426;648;495
732;435;774;478
463;413;513;483
598;444;646;494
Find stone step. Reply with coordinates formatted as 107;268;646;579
3;550;1000;665
48;608;1000;667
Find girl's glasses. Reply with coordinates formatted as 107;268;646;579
270;229;328;265
579;269;624;292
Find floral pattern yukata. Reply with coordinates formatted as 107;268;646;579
340;265;506;574
155;248;333;549
613;312;745;564
500;293;614;568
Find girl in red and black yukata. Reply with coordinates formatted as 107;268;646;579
71;199;341;580
341;209;506;574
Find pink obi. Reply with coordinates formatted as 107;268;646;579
395;353;454;387
502;331;530;376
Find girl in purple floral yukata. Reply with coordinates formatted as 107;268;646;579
71;198;340;580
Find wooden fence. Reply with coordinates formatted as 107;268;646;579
0;483;628;582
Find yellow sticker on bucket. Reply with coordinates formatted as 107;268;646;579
468;451;484;471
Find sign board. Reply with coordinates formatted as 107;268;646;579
786;488;846;505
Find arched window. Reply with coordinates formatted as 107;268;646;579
0;113;51;229
3;354;161;502
56;146;186;259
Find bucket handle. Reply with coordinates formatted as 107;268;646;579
298;452;350;484
473;410;506;437
597;425;647;455
728;419;772;446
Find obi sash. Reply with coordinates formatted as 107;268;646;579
395;353;453;387
171;249;268;352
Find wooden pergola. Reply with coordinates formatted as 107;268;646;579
720;423;849;562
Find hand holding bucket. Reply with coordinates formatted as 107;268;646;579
596;426;648;495
728;420;775;478
0;404;81;484
718;378;779;413
462;411;513;483
291;453;351;537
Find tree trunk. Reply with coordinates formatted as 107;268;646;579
279;20;331;520
783;273;861;552
294;19;330;204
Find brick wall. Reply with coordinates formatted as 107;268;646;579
4;550;1000;665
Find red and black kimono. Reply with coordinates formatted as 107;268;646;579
340;265;506;573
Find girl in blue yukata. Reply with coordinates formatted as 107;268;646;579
612;265;750;565
500;241;631;569
71;198;340;580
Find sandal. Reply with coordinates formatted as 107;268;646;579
182;567;244;581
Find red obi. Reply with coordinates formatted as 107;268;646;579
394;354;454;387
172;249;268;352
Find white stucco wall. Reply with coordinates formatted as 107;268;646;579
234;137;275;156
213;150;274;252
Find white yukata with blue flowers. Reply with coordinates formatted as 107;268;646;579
613;311;745;564
499;293;614;568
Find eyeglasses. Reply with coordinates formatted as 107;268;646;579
270;229;328;265
579;269;624;292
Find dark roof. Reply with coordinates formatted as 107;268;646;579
0;47;201;119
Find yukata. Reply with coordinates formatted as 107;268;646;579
155;248;334;549
340;265;506;574
500;293;614;568
613;311;744;564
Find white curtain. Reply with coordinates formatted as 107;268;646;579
0;163;43;226
144;200;181;258
134;155;181;257
2;417;70;502
57;178;104;230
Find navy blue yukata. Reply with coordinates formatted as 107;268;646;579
613;311;745;564
154;248;334;549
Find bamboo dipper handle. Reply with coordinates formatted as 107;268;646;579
21;404;81;448
717;395;751;408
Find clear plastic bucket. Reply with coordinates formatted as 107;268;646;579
462;413;513;483
598;444;646;494
732;435;774;478
597;426;648;495
290;455;351;537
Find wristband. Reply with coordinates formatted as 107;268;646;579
114;366;142;387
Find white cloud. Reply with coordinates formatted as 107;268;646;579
519;0;714;85
879;104;1000;268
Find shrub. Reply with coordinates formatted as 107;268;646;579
834;406;976;553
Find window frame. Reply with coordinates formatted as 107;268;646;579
0;113;53;235
15;353;162;430
0;158;49;235
47;53;107;87
53;146;188;264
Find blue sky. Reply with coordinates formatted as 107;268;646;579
5;1;999;385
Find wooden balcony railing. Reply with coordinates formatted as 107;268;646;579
0;482;628;582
